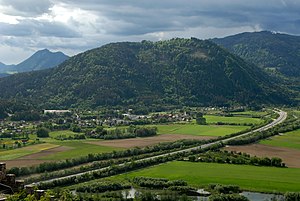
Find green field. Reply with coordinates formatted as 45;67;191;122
0;140;122;161
0;143;59;160
260;129;300;150
231;111;268;117
49;130;81;138
153;124;249;137
40;141;123;160
204;115;264;124
116;161;300;193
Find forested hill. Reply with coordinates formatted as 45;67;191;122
0;38;292;108
212;31;300;77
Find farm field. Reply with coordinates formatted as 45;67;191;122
224;144;300;168
41;141;123;160
225;129;300;168
260;129;300;150
116;161;300;193
204;115;264;124
231;111;268;116
153;124;249;137
1;140;123;168
88;134;215;148
0;143;58;160
49;130;80;138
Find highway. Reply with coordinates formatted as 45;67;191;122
33;109;287;186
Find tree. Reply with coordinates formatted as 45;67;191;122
36;127;50;138
196;112;206;125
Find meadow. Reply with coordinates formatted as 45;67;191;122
40;141;123;160
204;115;264;124
116;161;300;193
0;143;58;160
260;129;300;150
153;124;249;137
231;111;268;117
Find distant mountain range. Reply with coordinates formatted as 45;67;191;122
0;49;69;76
213;31;300;77
0;73;8;78
0;38;292;109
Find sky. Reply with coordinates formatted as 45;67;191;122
0;0;300;64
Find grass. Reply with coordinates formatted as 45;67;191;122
260;129;300;150
116;161;300;193
204;115;263;124
152;124;249;137
49;130;81;138
232;111;268;117
40;141;123;160
0;143;59;160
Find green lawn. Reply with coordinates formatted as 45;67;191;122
204;115;263;124
152;124;249;137
260;129;300;150
0;143;59;160
40;141;123;160
116;161;300;193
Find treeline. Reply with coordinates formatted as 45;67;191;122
132;177;187;189
88;126;157;140
185;150;285;167
213;122;255;126
132;177;198;196
76;181;131;193
6;189;300;201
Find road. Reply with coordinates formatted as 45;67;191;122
33;109;287;186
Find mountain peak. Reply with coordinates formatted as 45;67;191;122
0;38;291;108
38;48;51;52
0;49;69;74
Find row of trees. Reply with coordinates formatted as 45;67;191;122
76;181;130;193
186;150;285;167
132;177;187;189
89;126;158;140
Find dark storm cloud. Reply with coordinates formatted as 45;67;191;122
57;0;300;36
0;0;53;16
0;20;80;38
1;0;300;64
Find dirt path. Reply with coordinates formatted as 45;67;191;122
224;144;300;168
87;134;216;148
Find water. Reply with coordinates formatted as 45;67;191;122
121;187;283;201
241;191;284;201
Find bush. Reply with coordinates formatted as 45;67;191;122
36;127;50;138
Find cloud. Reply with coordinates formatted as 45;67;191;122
0;20;80;38
0;0;53;16
0;0;300;64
